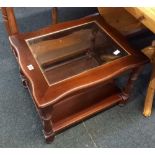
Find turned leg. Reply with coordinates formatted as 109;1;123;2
143;65;155;117
39;106;55;143
120;66;144;104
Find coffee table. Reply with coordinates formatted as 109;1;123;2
9;14;148;143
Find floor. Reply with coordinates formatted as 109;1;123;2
0;7;155;148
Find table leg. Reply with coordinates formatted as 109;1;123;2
121;66;144;103
19;68;28;88
39;107;55;143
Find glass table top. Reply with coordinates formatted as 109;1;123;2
26;21;129;85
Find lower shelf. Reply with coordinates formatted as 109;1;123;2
52;83;123;133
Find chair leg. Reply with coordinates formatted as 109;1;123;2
51;7;58;24
143;65;155;117
143;85;154;117
1;7;19;35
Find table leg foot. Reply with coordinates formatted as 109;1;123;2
119;93;129;106
43;130;55;143
143;110;151;117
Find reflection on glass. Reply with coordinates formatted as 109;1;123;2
26;22;128;85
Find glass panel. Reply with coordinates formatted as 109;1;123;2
26;21;129;85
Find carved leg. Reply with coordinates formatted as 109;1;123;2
19;68;27;88
10;46;27;88
120;66;144;104
11;45;18;59
143;65;155;117
39;107;55;143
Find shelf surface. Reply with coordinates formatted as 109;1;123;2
52;83;122;133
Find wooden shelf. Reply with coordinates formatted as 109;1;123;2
52;83;122;133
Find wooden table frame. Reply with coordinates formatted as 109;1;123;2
1;8;149;143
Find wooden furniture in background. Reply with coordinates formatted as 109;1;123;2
125;7;155;34
51;7;58;24
142;41;155;117
1;8;19;35
98;7;145;36
125;7;155;117
1;7;58;35
99;7;155;117
1;8;148;143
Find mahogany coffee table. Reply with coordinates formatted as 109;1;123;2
9;14;148;143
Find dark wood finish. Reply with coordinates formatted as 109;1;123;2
52;82;122;133
121;66;144;102
2;8;149;143
1;7;19;35
38;106;55;143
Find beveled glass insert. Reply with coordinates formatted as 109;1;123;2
26;21;129;85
